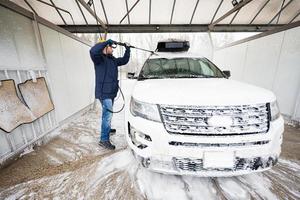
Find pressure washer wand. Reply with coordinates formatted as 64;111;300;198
115;42;158;55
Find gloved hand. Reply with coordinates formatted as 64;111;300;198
106;39;115;45
124;42;131;50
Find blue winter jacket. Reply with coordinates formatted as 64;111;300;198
90;41;130;100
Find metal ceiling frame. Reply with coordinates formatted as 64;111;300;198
125;0;130;24
289;11;300;23
249;0;270;24
75;0;88;25
99;0;109;24
149;0;151;24
268;0;294;24
60;24;285;33
77;0;107;30
170;0;176;24
190;0;200;24
229;8;241;24
210;0;224;25
218;20;300;50
119;0;140;24
0;0;92;46
49;0;66;25
24;0;37;15
209;0;252;30
35;0;75;25
276;0;286;24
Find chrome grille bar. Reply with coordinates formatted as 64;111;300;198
159;104;269;136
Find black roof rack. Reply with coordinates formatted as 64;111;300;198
156;40;190;52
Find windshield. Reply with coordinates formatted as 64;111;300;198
138;57;225;80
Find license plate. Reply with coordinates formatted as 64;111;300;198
203;151;235;169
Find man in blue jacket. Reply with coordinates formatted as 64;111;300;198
90;39;130;150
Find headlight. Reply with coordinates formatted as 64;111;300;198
270;101;280;121
130;97;161;122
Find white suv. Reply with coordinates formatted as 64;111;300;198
125;40;284;177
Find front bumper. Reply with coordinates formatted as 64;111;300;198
125;112;284;177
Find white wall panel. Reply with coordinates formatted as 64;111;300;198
242;33;284;90
59;34;94;116
39;25;73;122
214;43;248;81
273;27;300;118
0;6;21;69
0;6;43;70
214;27;300;121
0;6;94;163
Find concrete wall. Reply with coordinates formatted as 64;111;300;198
0;6;94;164
213;26;300;122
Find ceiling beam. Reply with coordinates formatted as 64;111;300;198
59;24;285;33
209;0;252;30
77;0;107;30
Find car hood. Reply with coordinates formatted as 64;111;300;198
132;78;276;106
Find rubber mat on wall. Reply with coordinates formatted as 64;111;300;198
18;77;54;119
0;80;36;133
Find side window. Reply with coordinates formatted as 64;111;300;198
189;59;202;74
199;60;214;76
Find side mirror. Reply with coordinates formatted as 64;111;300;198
127;72;136;79
222;70;231;78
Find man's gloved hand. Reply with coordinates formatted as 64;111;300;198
124;42;131;50
106;39;115;45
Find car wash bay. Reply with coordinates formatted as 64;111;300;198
0;0;300;199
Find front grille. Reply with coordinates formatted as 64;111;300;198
169;140;269;148
173;156;276;172
159;104;269;136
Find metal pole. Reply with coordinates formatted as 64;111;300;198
210;0;224;24
125;0;131;24
276;0;286;24
77;0;107;30
119;0;140;24
170;0;176;24
190;0;200;24
230;8;241;24
99;0;109;24
149;0;152;24
24;0;38;15
268;0;294;24
75;0;88;25
49;0;67;25
249;0;270;24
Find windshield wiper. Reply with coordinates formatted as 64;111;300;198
138;75;162;81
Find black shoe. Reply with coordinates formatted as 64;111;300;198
110;129;116;135
98;141;116;150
